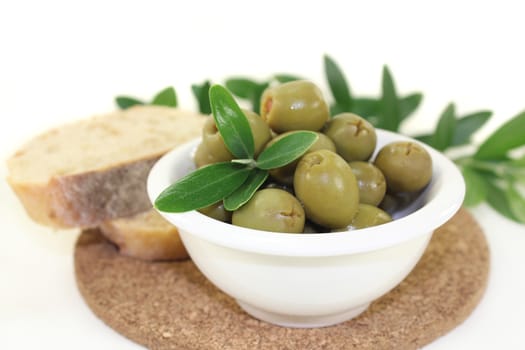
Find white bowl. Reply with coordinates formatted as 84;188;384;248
147;129;465;328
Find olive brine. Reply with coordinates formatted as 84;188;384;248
195;80;432;233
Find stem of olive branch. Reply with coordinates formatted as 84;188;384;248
453;156;525;183
231;158;257;169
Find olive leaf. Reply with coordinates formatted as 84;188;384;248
461;166;489;207
330;103;347;116
475;110;525;160
155;162;252;212
506;185;525;223
452;111;492;146
456;157;525;185
274;74;303;83
191;81;212;114
225;78;268;113
209;85;255;159
225;78;260;99
223;168;269;211
115;96;144;109
256;131;318;170
509;156;525;184
334;93;421;124
151;87;178;107
379;65;401;131
484;177;519;222
324;54;353;110
351;97;379;117
464;163;525;223
415;134;434;145
432;103;457;151
399;93;423;121
414;109;490;150
116;86;177;110
512;154;525;166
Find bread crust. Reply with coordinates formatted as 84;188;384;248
6;106;206;229
8;154;161;229
100;209;189;261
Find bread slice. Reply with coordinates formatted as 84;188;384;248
6;106;206;229
100;208;188;261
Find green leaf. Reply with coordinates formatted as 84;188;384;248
353;98;380;117
256;131;318;170
432;103;457;151
353;93;420;124
155;162;251;212
349;94;420;123
225;78;259;99
506;185;525;223
330;103;348;116
399;93;423;121
506;156;525;184
115;96;144;109
461;166;488;207
452;111;492;146
191;81;212;114
484;177;519;222
511;154;525;166
223;168;269;211
475;110;525;160
209;85;255;159
151;87;178;107
455;157;525;185
225;78;269;113
324;55;353;109
414;133;434;146
273;74;303;83
379;65;401;131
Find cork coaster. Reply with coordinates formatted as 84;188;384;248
74;209;489;350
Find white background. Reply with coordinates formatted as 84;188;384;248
1;0;524;349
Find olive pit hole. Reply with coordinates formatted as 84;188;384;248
264;97;273;116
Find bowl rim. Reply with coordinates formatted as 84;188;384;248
147;129;465;257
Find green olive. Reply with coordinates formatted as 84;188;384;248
373;141;432;193
267;131;336;185
201;116;234;162
260;81;329;133
201;109;272;164
348;204;392;230
308;132;337;153
323;113;377;162
378;193;399;216
348;161;386;206
303;221;328;233
269;161;297;186
232;189;305;233
243;109;273;156
198;201;232;222
263;181;294;194
193;141;218;168
379;192;420;215
294;150;359;228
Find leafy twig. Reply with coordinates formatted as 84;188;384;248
117;54;525;224
155;85;318;213
191;80;212;114
115;86;178;109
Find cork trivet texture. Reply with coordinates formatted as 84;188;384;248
74;208;489;350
